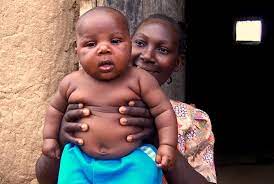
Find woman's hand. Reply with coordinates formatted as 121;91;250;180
59;103;90;146
59;101;155;146
118;100;155;142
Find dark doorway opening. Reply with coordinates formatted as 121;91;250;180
185;0;274;163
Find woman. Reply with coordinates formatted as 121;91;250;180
36;14;216;184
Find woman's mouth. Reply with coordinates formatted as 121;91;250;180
135;65;159;74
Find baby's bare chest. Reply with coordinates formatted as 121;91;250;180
68;79;141;106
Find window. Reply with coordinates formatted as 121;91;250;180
235;19;262;44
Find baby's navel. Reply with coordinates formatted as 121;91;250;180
98;145;110;156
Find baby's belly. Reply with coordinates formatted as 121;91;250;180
75;115;142;159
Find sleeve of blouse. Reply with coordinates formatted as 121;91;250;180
172;101;217;183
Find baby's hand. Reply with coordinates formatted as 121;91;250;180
155;144;176;170
42;138;61;159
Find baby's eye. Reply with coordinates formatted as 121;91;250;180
111;38;122;45
86;41;96;48
134;39;146;47
157;47;169;55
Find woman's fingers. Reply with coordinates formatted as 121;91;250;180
61;122;86;145
128;100;147;108
126;128;153;142
120;117;153;128
119;100;151;118
59;121;88;146
66;103;83;111
64;133;84;146
64;108;90;122
59;104;90;146
119;106;151;118
63;122;88;132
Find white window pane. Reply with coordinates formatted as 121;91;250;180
236;20;262;42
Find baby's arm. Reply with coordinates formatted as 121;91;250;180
138;70;178;170
42;77;70;159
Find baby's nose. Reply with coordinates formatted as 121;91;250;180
97;44;111;54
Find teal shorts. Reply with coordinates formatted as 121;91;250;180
58;143;162;184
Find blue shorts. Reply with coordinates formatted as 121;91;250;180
58;143;162;184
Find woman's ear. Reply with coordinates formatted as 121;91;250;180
174;54;185;72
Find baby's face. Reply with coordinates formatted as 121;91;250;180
76;12;131;80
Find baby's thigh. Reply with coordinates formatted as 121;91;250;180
121;144;163;184
58;143;93;184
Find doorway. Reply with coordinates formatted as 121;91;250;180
185;0;274;161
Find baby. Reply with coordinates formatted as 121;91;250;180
42;6;177;184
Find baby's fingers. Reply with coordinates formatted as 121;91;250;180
159;155;171;170
46;150;57;159
55;148;61;160
155;154;162;167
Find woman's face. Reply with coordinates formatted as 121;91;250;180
131;19;181;85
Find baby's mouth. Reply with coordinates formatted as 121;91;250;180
98;60;114;73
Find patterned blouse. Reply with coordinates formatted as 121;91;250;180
163;100;217;183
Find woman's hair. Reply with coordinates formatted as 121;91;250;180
134;14;186;55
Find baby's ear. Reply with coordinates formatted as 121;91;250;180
174;54;184;72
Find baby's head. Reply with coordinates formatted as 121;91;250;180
75;6;131;80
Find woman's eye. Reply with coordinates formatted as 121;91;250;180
86;42;96;47
157;47;169;55
111;38;122;45
134;39;146;47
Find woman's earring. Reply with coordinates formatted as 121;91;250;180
167;77;173;84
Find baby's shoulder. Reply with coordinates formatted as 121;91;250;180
63;70;85;81
129;67;158;83
129;67;148;76
58;70;83;87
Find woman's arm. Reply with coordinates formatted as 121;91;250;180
164;150;212;184
165;101;217;184
35;154;60;184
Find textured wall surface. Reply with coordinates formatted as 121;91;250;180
0;0;184;182
0;0;79;183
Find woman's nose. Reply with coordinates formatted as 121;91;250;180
140;48;156;64
97;44;111;55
